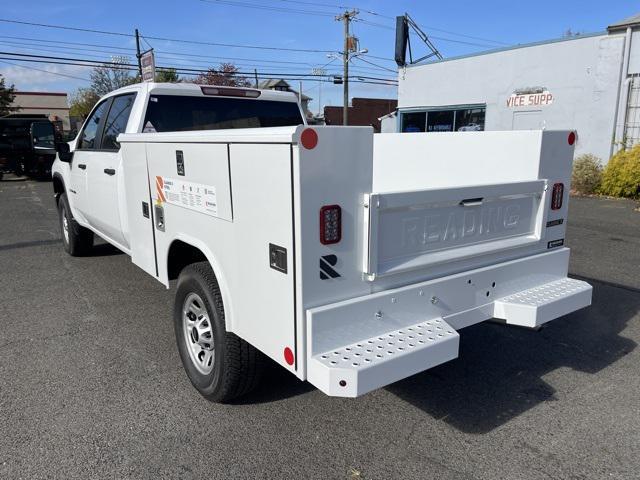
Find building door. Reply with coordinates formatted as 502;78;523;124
512;110;543;130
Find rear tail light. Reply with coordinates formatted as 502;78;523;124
320;205;341;245
200;86;261;98
551;183;564;210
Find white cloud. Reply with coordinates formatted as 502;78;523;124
0;63;89;93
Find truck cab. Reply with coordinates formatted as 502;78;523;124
52;83;305;252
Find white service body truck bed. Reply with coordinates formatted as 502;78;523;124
115;125;591;398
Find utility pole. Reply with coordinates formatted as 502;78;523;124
336;10;358;126
254;69;259;88
135;29;143;78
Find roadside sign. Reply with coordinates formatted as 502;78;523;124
141;50;155;82
312;68;327;76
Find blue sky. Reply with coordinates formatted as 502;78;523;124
0;0;637;112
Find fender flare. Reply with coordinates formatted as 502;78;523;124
164;234;235;333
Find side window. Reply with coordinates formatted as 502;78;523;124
101;94;136;150
79;100;110;150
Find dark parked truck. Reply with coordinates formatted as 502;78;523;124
0;116;57;180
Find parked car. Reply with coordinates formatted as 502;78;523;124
458;122;483;131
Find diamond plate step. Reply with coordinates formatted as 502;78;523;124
307;318;459;397
493;277;592;328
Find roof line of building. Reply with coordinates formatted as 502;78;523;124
407;31;606;69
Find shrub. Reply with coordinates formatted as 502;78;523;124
571;153;602;194
599;144;640;199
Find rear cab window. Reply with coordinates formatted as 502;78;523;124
142;95;304;133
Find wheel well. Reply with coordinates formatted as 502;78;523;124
52;175;65;201
167;240;208;280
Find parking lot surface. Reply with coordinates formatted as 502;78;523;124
1;179;639;480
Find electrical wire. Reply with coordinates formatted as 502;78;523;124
0;18;335;53
0;52;397;86
198;0;337;16
351;55;396;73
0;59;90;81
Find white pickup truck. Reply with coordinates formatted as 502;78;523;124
49;82;592;402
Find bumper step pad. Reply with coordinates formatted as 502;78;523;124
493;277;592;328
308;318;459;397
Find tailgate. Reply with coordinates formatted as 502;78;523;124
363;180;547;277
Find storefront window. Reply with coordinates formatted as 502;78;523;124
400;106;486;133
401;112;426;132
427;110;454;132
455;108;485;131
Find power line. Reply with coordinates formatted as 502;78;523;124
0;52;397;86
0;17;335;53
351;55;396;73
0;35;136;52
0;59;90;81
198;0;337;17
0;35;326;67
355;18;503;49
0;41;397;79
0;18;132;38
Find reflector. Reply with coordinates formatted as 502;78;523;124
551;183;564;210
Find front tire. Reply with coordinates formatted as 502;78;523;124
174;262;264;403
58;192;94;256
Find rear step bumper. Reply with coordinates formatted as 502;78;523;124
306;248;591;397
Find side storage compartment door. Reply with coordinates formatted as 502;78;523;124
121;141;158;277
229;144;297;370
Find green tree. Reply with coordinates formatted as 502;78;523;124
156;68;180;83
0;74;18;116
193;63;250;87
69;88;101;118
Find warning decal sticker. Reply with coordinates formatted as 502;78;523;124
156;176;218;217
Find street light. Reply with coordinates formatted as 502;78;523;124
327;49;369;125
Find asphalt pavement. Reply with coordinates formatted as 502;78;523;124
0;178;639;480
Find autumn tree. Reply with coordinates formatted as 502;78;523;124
0;74;18;116
193;63;250;87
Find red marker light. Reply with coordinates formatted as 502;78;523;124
568;131;576;145
300;128;318;150
284;347;294;366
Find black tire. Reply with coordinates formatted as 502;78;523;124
14;161;24;177
58;192;94;256
174;261;264;403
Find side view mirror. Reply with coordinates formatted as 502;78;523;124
56;141;73;163
30;121;57;156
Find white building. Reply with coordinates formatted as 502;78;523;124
384;14;640;163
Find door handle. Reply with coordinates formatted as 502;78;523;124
459;197;484;207
103;168;116;176
78;164;86;170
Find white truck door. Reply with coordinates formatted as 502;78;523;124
84;94;136;247
69;98;111;224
